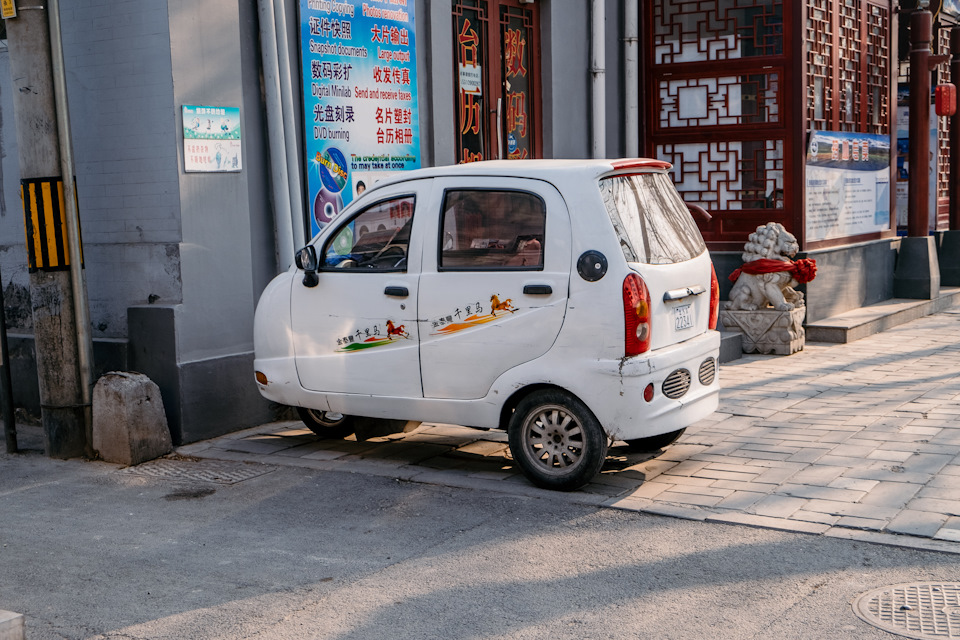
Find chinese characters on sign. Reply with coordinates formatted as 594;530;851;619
300;0;421;238
455;10;485;163
182;105;242;173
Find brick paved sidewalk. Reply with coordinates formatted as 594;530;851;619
179;307;960;553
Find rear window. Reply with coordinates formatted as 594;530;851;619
599;173;706;265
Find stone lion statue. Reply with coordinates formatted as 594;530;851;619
725;222;815;312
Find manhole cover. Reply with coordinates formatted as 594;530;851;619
854;583;960;639
116;458;276;485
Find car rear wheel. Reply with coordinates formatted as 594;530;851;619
297;407;355;439
623;428;685;452
508;390;608;491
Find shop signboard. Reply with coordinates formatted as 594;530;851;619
804;130;891;243
299;0;421;238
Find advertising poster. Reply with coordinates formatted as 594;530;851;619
804;130;891;243
300;0;420;238
896;85;938;230
182;105;242;172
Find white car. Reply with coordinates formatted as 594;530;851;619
254;159;721;490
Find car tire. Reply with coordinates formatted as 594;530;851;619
623;428;685;452
508;390;608;491
297;407;355;439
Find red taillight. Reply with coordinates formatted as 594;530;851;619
623;273;652;356
709;263;720;330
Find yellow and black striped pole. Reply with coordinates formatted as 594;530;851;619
20;176;82;272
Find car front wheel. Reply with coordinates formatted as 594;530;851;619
508;390;608;491
297;407;355;439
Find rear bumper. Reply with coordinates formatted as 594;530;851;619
581;330;721;441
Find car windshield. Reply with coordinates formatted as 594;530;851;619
598;173;706;265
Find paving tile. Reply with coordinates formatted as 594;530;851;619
753;466;800;485
751;495;807;518
933;529;960;543
657;474;715;487
859;482;922;509
803;499;901;520
604;496;653;511
833;516;888;531
715;491;767;510
655;491;724;508
640;502;712;521
687;468;760;482
791;510;841;526
661;460;711;476
625;482;673;500
660;483;733;499
906;498;960;517
777;484;865;503
886;510;950;537
899;453;955;475
789;465;845;486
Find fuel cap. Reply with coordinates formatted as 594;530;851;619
577;250;608;282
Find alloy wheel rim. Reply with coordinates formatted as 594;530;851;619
521;404;585;475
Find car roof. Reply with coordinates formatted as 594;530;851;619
364;158;672;194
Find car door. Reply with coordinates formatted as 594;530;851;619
289;180;430;397
418;177;571;400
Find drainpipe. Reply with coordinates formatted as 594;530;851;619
591;0;606;159
258;0;295;271
273;0;305;250
624;0;639;157
49;0;96;457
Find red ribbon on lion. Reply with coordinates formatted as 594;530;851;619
728;258;817;284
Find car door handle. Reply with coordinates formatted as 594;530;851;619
384;286;409;297
523;285;552;295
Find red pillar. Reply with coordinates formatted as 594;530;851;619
908;10;933;238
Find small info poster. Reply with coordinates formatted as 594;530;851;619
300;0;421;238
182;105;242;172
805;130;891;243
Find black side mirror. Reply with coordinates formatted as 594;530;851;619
296;246;319;288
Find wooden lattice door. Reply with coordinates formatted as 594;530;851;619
644;0;792;251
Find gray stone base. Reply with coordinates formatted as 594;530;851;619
720;307;806;355
937;230;960;287
894;236;940;300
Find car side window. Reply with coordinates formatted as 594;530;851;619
439;189;545;270
322;196;415;271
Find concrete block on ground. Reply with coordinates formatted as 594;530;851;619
93;371;172;465
0;610;24;640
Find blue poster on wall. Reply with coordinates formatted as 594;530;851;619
299;0;421;239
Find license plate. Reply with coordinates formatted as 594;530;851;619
674;304;693;331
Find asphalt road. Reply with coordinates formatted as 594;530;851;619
2;436;959;640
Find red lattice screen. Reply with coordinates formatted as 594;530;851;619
937;25;951;230
647;0;789;250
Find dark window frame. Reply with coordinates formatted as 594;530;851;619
319;194;418;274
436;187;547;273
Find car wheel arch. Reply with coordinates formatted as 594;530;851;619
498;383;602;435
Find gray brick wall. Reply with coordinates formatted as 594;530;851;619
60;0;182;339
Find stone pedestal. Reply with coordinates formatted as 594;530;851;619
894;236;940;299
937;230;960;286
719;307;806;355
